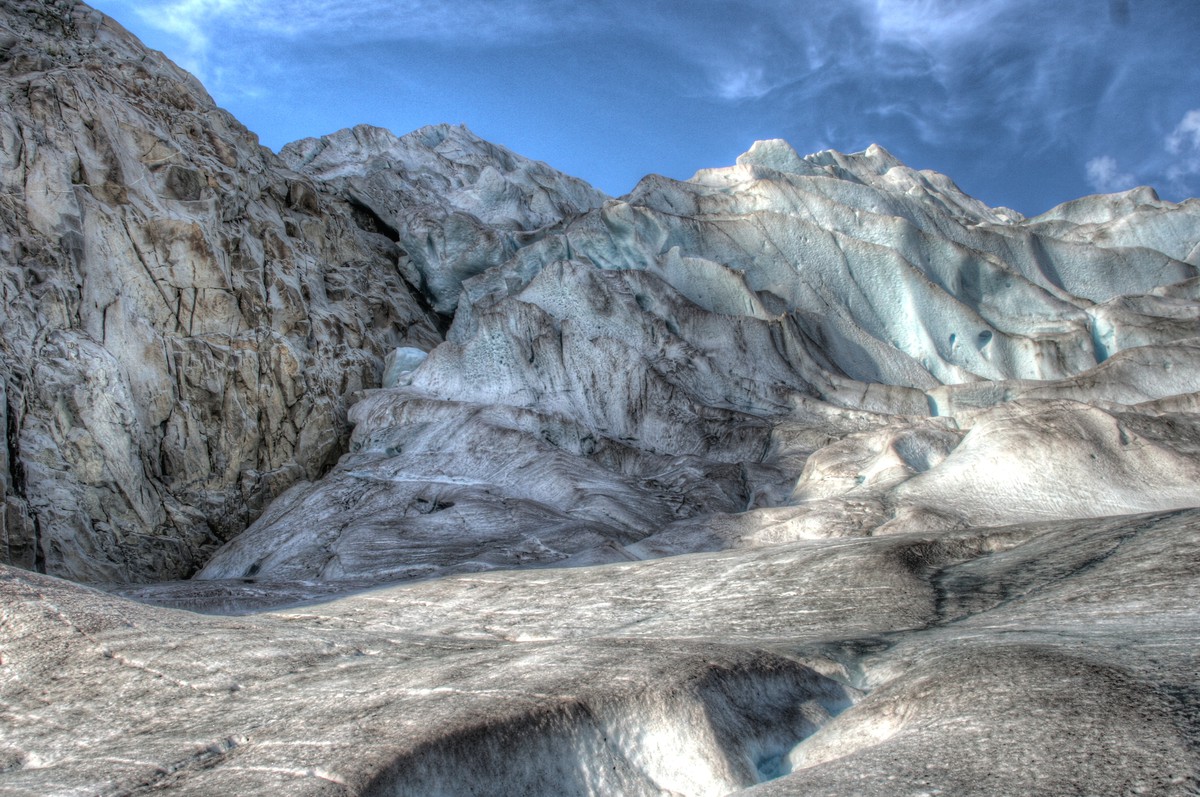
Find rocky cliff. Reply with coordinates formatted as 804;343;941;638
0;0;440;582
0;1;593;582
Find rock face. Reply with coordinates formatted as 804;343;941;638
1;1;1200;795
0;3;619;585
0;2;593;584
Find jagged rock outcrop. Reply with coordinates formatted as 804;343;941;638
280;123;608;313
0;0;452;581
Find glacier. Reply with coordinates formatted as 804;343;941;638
0;1;1198;796
193;122;1200;585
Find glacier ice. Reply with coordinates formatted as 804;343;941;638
208;131;1200;582
381;346;428;388
2;1;1200;794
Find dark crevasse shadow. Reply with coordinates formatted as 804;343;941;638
360;656;856;797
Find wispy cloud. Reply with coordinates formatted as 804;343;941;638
1165;108;1200;191
677;0;1081;144
1085;156;1136;194
864;0;1015;48
131;0;594;52
108;0;602;99
1166;109;1200;158
711;65;773;101
1166;109;1200;157
134;0;244;77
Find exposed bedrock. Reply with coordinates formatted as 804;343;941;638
0;0;448;581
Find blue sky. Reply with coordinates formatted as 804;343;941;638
91;0;1200;215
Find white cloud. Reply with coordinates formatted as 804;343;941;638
132;0;591;51
710;65;778;102
1085;155;1136;194
1166;108;1200;155
1165;108;1200;189
1082;109;1200;199
135;0;249;77
864;0;1015;48
712;66;766;101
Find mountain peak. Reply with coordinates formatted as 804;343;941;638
280;121;608;311
734;140;905;178
410;121;472;147
736;138;808;173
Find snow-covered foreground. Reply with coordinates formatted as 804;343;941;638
4;509;1198;795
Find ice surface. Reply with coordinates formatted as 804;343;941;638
3;2;1200;792
380;346;428;388
201;140;1200;580
9;511;1200;795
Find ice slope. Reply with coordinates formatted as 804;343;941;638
197;132;1200;583
466;138;1199;387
